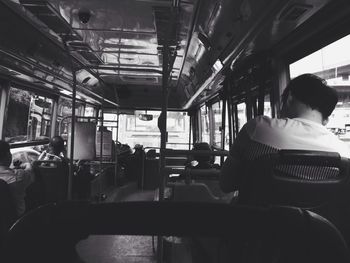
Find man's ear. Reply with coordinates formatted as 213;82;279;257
322;117;329;126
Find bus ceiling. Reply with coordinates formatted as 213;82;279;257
0;0;344;110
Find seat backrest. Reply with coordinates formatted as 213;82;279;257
239;149;349;208
171;182;220;202
0;179;16;249
184;168;225;198
33;160;69;203
4;202;350;263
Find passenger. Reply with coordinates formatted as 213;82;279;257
190;142;216;169
0;140;33;216
220;73;350;193
38;135;66;161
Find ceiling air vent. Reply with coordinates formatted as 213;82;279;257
279;4;313;22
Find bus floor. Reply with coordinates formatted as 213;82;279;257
76;184;157;263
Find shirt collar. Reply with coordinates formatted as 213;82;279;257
292;117;327;129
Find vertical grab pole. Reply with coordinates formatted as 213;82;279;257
157;44;169;263
226;77;234;146
100;103;104;166
221;98;226;164
115;113;119;186
188;114;192;150
68;67;76;200
63;39;76;201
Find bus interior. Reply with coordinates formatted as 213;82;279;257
1;0;350;262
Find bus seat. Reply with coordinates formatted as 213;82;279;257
171;182;220;202
183;168;226;198
239;149;350;243
3;202;350;263
144;158;159;190
239;149;349;207
32;160;69;203
146;149;157;159
0;179;16;249
187;168;221;180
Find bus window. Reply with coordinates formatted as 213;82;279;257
56;97;72;138
84;105;96;117
118;111;190;149
57;97;85;138
289;34;350;146
103;113;118;141
5;87;53;143
264;94;272;117
237;102;247;131
200;105;210;143
212;101;222;148
166;112;190;149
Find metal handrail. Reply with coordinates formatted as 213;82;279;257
162;149;229;157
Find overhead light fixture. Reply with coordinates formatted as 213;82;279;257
212;59;223;73
60;89;72;96
198;32;211;50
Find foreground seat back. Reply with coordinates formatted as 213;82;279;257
32;160;69;203
239;150;350;208
171;182;220;202
240;149;350;245
0;179;16;250
186;168;224;197
3;202;350;263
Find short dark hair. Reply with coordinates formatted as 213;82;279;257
50;136;65;152
193;142;211;164
0;140;10;162
282;74;338;119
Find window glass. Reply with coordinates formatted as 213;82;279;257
57;96;72;139
85;105;96;117
264;94;272;117
289;34;350;146
103;113;118;141
200;105;210;143
118;111;190;149
5;87;53;143
166;112;190;149
212;101;222;148
237;103;247;131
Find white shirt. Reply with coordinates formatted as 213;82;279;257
243;116;350;158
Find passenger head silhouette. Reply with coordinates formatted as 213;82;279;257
281;74;338;125
49;136;65;156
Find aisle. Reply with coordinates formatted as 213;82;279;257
76;187;157;263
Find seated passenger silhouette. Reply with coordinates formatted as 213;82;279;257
26;136;68;209
0;140;33;216
38;135;66;162
220;73;350;193
189;142;217;169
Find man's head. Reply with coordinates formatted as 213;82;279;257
193;142;212;164
281;74;338;125
49;136;65;155
0;140;12;167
